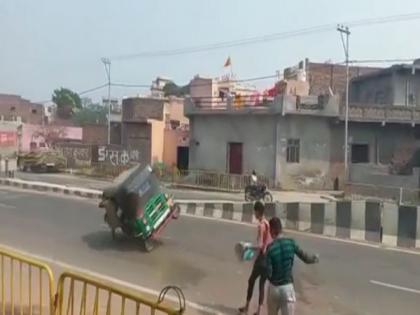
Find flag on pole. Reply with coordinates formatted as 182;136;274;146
224;56;231;67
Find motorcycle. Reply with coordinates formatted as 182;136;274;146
244;184;273;203
98;165;180;252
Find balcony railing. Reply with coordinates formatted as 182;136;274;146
185;94;342;117
342;104;420;124
185;95;420;124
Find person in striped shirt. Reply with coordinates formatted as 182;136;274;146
266;217;319;315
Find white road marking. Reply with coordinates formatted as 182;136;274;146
0;202;16;209
0;244;222;315
370;280;420;294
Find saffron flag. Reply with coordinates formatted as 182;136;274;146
224;56;231;67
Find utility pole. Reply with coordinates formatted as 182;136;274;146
337;25;350;180
101;57;112;145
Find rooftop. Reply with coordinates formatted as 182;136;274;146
352;62;420;82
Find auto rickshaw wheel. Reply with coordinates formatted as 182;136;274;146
143;239;154;252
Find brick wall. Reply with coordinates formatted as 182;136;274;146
82;124;107;145
0;94;44;124
306;63;381;98
121;122;151;166
122;97;164;122
56;142;94;168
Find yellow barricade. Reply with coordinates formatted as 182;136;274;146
55;271;185;315
0;247;55;315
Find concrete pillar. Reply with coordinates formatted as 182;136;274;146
382;202;398;247
350;200;366;241
324;202;337;237
298;203;311;232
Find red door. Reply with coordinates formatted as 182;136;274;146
228;143;243;174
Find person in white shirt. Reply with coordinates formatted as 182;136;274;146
251;170;258;185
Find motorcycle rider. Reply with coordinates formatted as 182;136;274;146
251;170;258;185
250;170;260;196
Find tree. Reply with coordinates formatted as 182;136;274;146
163;82;190;97
72;103;107;126
32;125;67;148
52;88;82;119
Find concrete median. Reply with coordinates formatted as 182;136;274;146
176;199;419;249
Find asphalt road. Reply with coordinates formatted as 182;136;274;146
1;187;420;314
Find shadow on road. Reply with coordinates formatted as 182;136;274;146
81;230;163;252
81;230;207;287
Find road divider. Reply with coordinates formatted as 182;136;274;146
0;177;102;199
176;200;420;250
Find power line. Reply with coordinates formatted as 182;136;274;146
111;83;150;88
110;74;280;90
111;12;420;61
33;83;108;104
78;83;108;95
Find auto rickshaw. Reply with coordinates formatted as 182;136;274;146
99;164;180;252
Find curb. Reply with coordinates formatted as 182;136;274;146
0;178;102;199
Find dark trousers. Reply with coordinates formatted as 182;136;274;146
246;254;267;306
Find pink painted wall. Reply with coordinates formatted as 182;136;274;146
21;124;83;152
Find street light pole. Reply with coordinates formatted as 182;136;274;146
101;58;111;145
337;25;351;180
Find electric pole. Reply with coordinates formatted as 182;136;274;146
337;25;350;180
101;57;112;145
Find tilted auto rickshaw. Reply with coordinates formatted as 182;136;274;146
99;164;180;251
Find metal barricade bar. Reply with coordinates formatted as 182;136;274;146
0;247;55;315
56;271;185;315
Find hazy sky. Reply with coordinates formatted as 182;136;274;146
1;0;420;103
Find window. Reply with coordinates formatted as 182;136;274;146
10;106;15;111
351;144;369;163
287;139;300;163
39;142;46;148
32;108;37;114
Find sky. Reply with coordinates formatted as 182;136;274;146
1;0;420;103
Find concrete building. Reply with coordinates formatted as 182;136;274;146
117;96;189;169
186;60;420;190
151;77;173;98
0;94;45;125
350;63;420;106
0;121;20;157
285;59;381;96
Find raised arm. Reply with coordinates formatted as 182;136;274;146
294;242;319;264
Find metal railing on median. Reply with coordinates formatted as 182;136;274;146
0;247;186;315
156;168;273;192
345;181;420;205
56;271;185;315
0;247;55;315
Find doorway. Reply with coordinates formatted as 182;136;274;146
177;146;189;170
228;142;243;174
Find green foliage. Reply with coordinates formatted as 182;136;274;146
72;103;107;126
52;88;82;118
163;82;190;97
